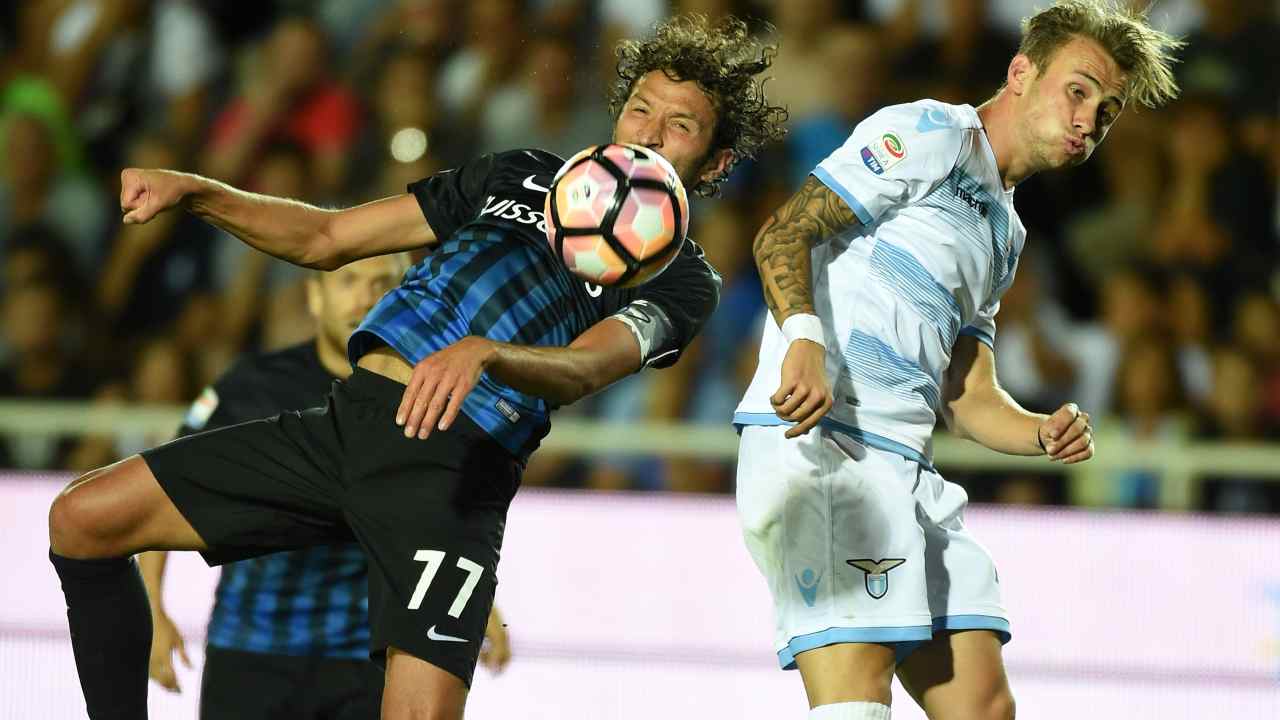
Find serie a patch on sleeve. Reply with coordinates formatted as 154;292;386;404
184;386;220;430
860;132;907;175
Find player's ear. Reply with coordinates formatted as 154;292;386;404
698;148;734;187
1007;53;1035;96
305;274;324;321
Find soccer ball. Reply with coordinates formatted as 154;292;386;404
544;143;689;288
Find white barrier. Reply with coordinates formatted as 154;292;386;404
3;475;1278;719
2;401;1279;509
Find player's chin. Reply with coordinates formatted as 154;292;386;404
1061;146;1092;167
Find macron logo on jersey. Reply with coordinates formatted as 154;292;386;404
795;568;822;607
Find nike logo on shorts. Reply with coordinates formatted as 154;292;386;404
522;175;551;193
427;625;469;643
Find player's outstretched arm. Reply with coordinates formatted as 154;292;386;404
395;319;642;440
137;550;192;692
753;176;859;437
119;168;435;270
943;336;1095;463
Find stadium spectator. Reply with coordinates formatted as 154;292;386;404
1231;291;1280;427
1196;345;1280;513
0;280;96;469
1166;272;1215;404
476;32;613;159
1062;265;1165;416
141;0;225;155
0;111;108;278
346;49;458;199
991;252;1077;415
1063;108;1164;288
1104;333;1191;508
211;142;316;354
97;132;216;343
11;0;150;173
766;0;844;124
437;0;530;130
1151;93;1274;289
667;200;765;492
202;16;361;198
781;24;889;186
1177;0;1279;157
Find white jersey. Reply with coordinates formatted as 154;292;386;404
734;100;1026;462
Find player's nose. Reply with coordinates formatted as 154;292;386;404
1074;112;1096;139
634;119;662;149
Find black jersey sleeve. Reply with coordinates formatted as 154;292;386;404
407;154;499;242
175;362;267;438
615;239;721;369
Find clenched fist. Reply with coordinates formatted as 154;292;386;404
120;168;192;225
1037;402;1095;464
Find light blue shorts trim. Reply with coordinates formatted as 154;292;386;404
777;615;1011;669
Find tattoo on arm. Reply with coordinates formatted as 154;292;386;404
752;176;860;323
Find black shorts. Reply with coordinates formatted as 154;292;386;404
142;368;522;686
199;645;382;720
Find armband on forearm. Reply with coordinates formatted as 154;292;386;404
611;299;677;368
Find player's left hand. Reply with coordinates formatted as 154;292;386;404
396;336;496;440
1037;402;1094;464
479;605;512;673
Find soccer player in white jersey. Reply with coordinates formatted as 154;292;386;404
734;3;1182;718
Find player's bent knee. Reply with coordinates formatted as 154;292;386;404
984;688;1015;720
381;647;467;720
49;477;121;558
944;687;1014;720
48;458;174;558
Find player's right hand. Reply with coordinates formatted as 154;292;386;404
771;340;832;439
479;605;512;673
120;168;189;225
148;609;191;693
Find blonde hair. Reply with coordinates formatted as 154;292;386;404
1019;0;1184;108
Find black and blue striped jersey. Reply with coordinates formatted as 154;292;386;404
178;343;369;659
348;148;721;460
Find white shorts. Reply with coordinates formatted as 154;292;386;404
736;424;1010;669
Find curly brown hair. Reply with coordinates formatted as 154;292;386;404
609;14;788;198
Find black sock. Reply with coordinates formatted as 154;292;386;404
49;550;152;720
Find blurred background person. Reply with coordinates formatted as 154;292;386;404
201;15;361;198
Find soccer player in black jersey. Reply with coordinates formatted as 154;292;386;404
139;255;511;719
48;15;786;720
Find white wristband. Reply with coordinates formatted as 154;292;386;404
781;313;826;349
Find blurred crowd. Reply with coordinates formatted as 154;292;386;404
0;0;1277;512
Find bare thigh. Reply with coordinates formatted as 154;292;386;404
794;642;897;708
48;455;207;558
380;646;468;720
896;630;1015;720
